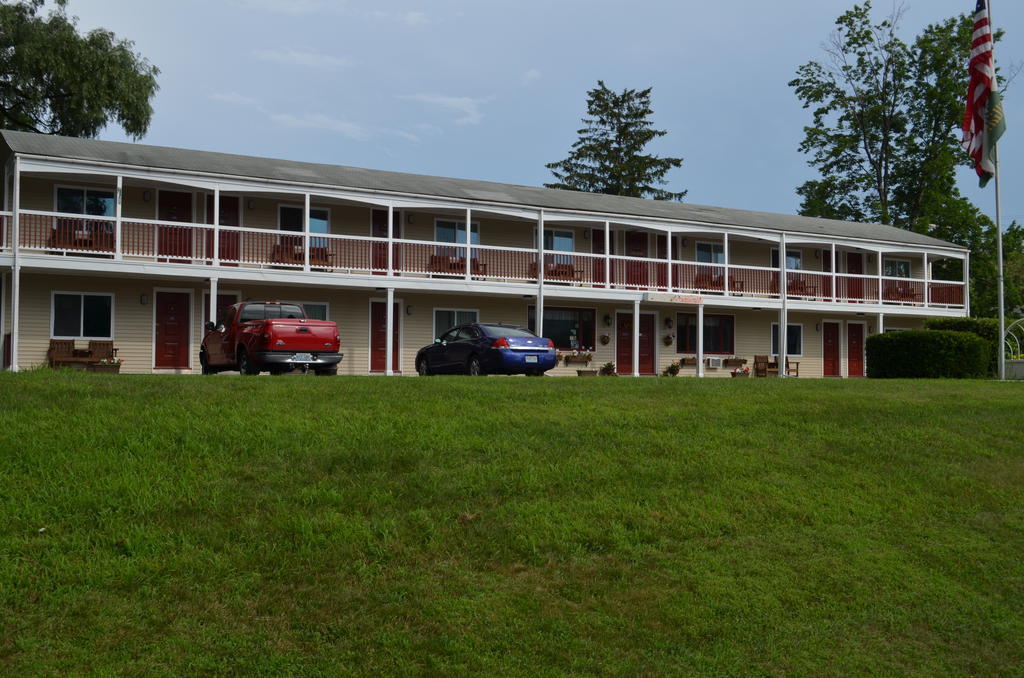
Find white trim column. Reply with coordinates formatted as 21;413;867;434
964;254;971;315
877;312;884;335
303;193;311;272
876;252;884;303
387;205;395;276
697;301;705;378
9;156;19;372
536;211;545;338
632;298;641;377
209;277;219;324
212;187;220;267
666;232;673;292
723;233;730;295
114;175;123;260
779;233;788;376
923;252;930;307
604;221;611;288
385;287;395;376
830;243;837;301
465;207;472;279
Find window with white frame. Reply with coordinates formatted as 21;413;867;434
770;249;803;270
434;309;478;338
279;205;329;247
883;258;912;278
436;220;479;257
770;323;803;357
528;306;595;350
52;292;113;339
696;242;725;264
56;186;115;217
677;313;734;354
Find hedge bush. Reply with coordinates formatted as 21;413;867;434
866;330;989;378
925;317;1021;375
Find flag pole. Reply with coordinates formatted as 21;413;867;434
991;0;1006;381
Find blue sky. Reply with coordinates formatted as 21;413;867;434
67;0;1023;227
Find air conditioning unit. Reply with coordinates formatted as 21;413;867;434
706;357;723;369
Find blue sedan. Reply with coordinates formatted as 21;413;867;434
415;323;557;376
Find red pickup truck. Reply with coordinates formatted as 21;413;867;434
200;301;343;376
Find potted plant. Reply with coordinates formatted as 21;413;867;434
88;358;123;374
730;366;750;378
598;361;617;376
661;361;680;377
559;348;594;365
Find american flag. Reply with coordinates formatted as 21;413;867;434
962;0;1005;187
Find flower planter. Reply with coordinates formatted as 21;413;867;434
730;372;749;378
87;363;121;373
576;369;598;377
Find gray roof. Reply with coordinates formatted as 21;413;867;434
1;129;964;251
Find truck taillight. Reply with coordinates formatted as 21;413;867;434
491;337;510;348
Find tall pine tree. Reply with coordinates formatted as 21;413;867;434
545;81;686;201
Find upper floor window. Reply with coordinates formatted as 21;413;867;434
436;220;479;244
544;230;574;252
771;248;803;270
280;205;329;247
696;242;725;264
56;187;114;217
884;258;911;278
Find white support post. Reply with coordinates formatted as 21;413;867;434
303;193;311;272
830;243;837;301
877;312;884;335
723;233;730;295
212;187;220;267
632;298;641;377
604;221;611;288
666;232;673;292
697;302;705;378
779;233;788;377
209;277;219;324
387;204;395;277
385;287;395;376
9;156;19;372
964;254;971;315
114;175;123;260
877;252;884;303
923;252;930;307
465;207;472;279
536;211;545;338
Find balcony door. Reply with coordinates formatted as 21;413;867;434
205;195;240;265
157;191;194;263
847;252;864;301
625;232;648;288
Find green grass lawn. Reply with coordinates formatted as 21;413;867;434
1;372;1022;676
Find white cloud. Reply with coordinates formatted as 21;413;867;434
398;94;490;125
252;48;353;70
269;113;371;141
229;0;341;14
364;9;429;25
521;69;542;86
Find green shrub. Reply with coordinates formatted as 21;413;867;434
924;317;1003;375
866;330;988;378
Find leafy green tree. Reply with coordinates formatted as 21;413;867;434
790;2;1018;316
546;80;686;201
0;0;159;139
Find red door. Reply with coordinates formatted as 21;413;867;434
615;313;655;375
592;228;608;287
655;234;669;290
823;322;841;377
847;323;865;377
155;292;190;369
625;232;648;288
847;253;864;301
370;301;400;372
371;210;400;274
205;195;240;265
158;191;194;263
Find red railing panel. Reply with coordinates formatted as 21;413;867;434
928;281;965;306
882;278;925;304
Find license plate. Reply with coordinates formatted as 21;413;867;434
292;353;313;362
525;355;538;363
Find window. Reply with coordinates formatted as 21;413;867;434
279;205;330;247
436;220;479;257
884;258;911;278
56;187;115;217
543;230;574;251
677;313;734;355
771;249;803;270
434;309;478;338
771;323;803;357
283;301;328;321
52;292;113;339
528;307;595;350
696;242;725;264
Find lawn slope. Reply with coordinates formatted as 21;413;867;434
1;372;1022;676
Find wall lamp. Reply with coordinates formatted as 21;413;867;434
815;322;821;333
247;199;256;210
406;305;414;316
664;317;674;329
139;294;149;306
603;314;612;327
142;190;151;202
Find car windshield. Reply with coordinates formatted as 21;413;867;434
480;325;536;338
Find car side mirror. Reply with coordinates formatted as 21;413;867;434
434;338;442;344
205;321;216;331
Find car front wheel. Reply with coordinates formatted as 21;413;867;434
467;355;485;376
416;358;432;376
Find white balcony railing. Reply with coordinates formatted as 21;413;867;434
7;209;967;309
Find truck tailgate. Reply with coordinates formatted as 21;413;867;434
262;319;339;351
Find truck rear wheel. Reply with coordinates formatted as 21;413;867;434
238;349;259;375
